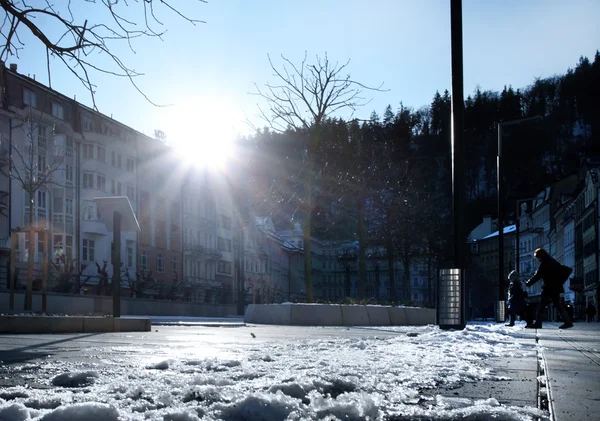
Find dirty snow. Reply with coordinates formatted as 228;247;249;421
0;322;547;420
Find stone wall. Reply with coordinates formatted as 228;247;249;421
0;292;236;317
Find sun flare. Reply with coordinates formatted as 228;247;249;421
162;99;237;169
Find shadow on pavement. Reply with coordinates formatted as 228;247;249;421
0;333;103;365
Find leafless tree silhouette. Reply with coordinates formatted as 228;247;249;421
253;52;384;301
0;0;205;108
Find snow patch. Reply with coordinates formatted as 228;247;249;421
51;371;98;387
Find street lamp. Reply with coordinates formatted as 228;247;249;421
497;116;542;301
95;196;140;318
438;0;465;330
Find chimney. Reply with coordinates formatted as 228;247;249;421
9;63;17;72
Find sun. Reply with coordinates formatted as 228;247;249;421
162;99;237;169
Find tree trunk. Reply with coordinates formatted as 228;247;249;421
357;193;366;299
386;212;396;303
427;247;433;307
303;146;314;302
403;248;411;302
26;193;34;311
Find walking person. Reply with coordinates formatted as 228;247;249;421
525;248;574;329
506;270;526;326
586;302;597;323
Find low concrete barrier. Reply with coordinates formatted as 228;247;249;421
341;305;369;325
0;291;236;318
290;304;343;326
388;307;407;325
245;304;434;326
367;306;391;325
404;307;435;325
0;316;151;334
243;304;292;325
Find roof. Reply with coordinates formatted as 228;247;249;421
260;228;303;253
481;224;516;240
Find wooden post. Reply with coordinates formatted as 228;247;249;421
9;232;17;311
42;230;48;313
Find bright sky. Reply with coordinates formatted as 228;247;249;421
9;0;600;146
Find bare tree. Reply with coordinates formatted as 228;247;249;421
0;0;205;107
5;108;71;310
253;52;383;301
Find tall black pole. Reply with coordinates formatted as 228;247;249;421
498;125;504;301
450;0;464;269
515;201;520;274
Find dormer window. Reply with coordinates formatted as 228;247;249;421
83;115;94;132
23;87;36;108
51;101;64;119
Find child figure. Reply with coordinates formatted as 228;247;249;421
506;270;526;327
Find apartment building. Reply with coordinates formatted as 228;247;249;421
181;169;237;304
0;63;190;297
574;167;598;311
1;64;78;283
137;146;184;295
78;106;141;286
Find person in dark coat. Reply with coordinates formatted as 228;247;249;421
506;270;526;326
525;248;574;329
586;302;597;322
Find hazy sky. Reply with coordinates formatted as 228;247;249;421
9;0;599;145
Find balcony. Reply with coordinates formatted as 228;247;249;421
0;237;10;250
82;217;107;235
184;242;204;253
204;247;222;260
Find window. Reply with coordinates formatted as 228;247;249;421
96;174;106;192
83;143;94;159
36;190;47;209
96;145;106;162
171;256;178;275
65;164;74;186
82;239;95;262
83;172;94;188
66;138;73;157
127;246;133;268
83;116;94;132
126;158;135;172
117;154;122;169
37;125;47;149
53;234;63;258
65;235;73;259
141;251;148;271
65;198;73;216
157;254;164;273
37;154;46;175
126;185;135;202
23;87;36;107
117;182;122;196
220;214;232;230
217;237;231;252
111;180;116;195
51;101;64;120
217;260;231;274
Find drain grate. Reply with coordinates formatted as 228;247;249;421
536;334;554;421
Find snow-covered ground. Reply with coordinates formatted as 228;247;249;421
0;322;547;420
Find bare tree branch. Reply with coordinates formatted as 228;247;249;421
0;0;206;109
